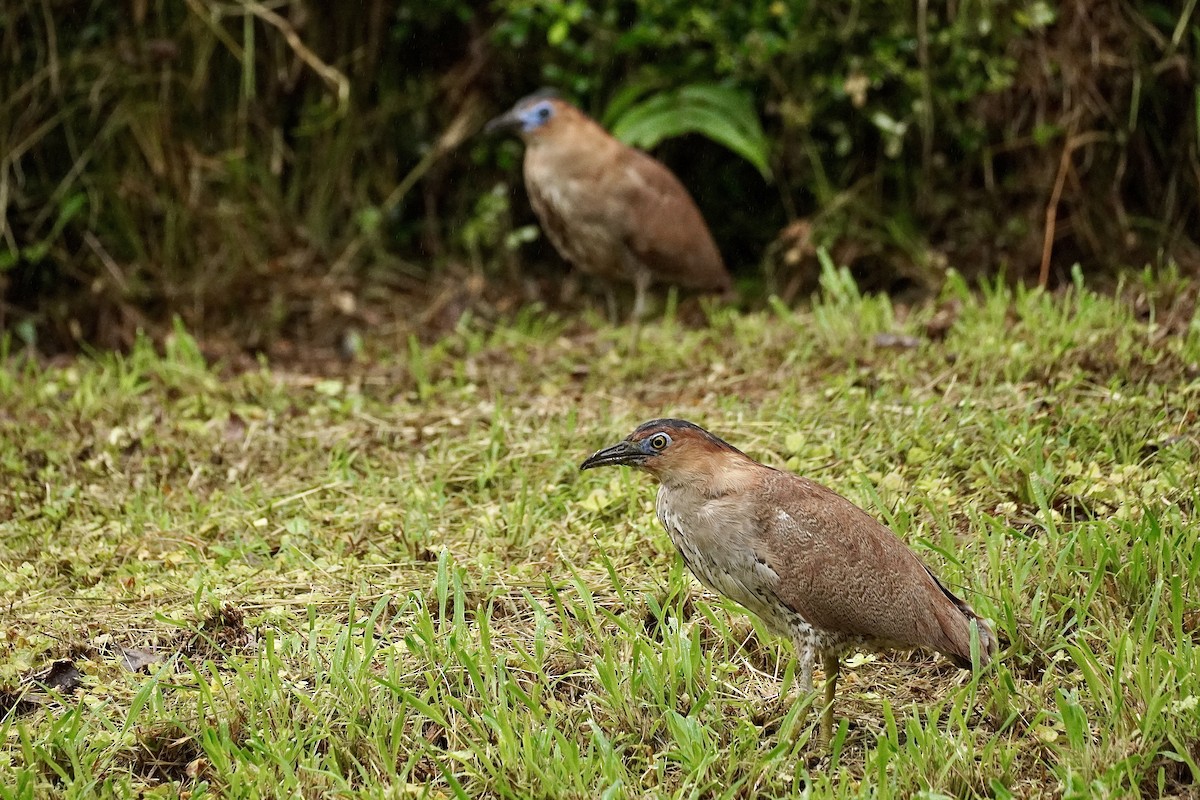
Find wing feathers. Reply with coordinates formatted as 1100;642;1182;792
762;472;994;666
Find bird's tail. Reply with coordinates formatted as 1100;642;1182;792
924;566;998;669
955;604;998;669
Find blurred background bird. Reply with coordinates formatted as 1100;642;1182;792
581;419;997;744
485;90;732;321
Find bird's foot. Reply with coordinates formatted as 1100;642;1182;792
759;686;819;746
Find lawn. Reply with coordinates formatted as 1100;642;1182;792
2;268;1198;798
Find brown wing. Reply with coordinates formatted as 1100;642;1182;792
612;148;731;291
761;472;995;665
519;107;729;291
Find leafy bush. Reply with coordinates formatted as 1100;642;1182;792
486;0;1198;290
1;0;1196;350
606;84;771;178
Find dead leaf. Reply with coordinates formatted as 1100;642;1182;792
925;299;962;341
0;689;37;717
121;646;163;672
33;659;82;694
873;332;921;349
224;412;247;442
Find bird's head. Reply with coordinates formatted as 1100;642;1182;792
484;90;572;140
579;419;748;483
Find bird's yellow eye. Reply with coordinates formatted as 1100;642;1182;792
648;433;670;451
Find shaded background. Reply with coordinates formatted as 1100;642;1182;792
2;0;1197;353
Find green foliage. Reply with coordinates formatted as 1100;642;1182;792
1;0;1197;348
606;84;771;178
489;0;1024;172
485;0;1198;290
0;194;87;273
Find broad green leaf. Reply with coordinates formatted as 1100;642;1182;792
608;83;772;179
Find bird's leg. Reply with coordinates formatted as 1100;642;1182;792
820;651;840;745
775;637;816;742
604;287;620;324
796;640;815;694
620;270;652;348
561;270;582;304
631;269;651;323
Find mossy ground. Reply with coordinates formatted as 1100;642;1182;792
2;269;1198;798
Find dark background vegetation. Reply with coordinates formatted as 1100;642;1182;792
2;0;1197;353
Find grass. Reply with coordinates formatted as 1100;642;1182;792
1;267;1199;798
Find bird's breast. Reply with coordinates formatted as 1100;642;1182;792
655;486;793;633
524;159;628;280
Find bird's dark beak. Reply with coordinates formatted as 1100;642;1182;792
580;440;647;471
483;109;521;136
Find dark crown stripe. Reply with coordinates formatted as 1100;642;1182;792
630;418;745;456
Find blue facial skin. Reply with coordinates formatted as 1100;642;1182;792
642;431;672;454
518;100;555;132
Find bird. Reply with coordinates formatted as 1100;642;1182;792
485;90;732;320
579;418;997;744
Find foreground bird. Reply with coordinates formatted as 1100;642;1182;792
580;419;996;743
485;90;731;320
